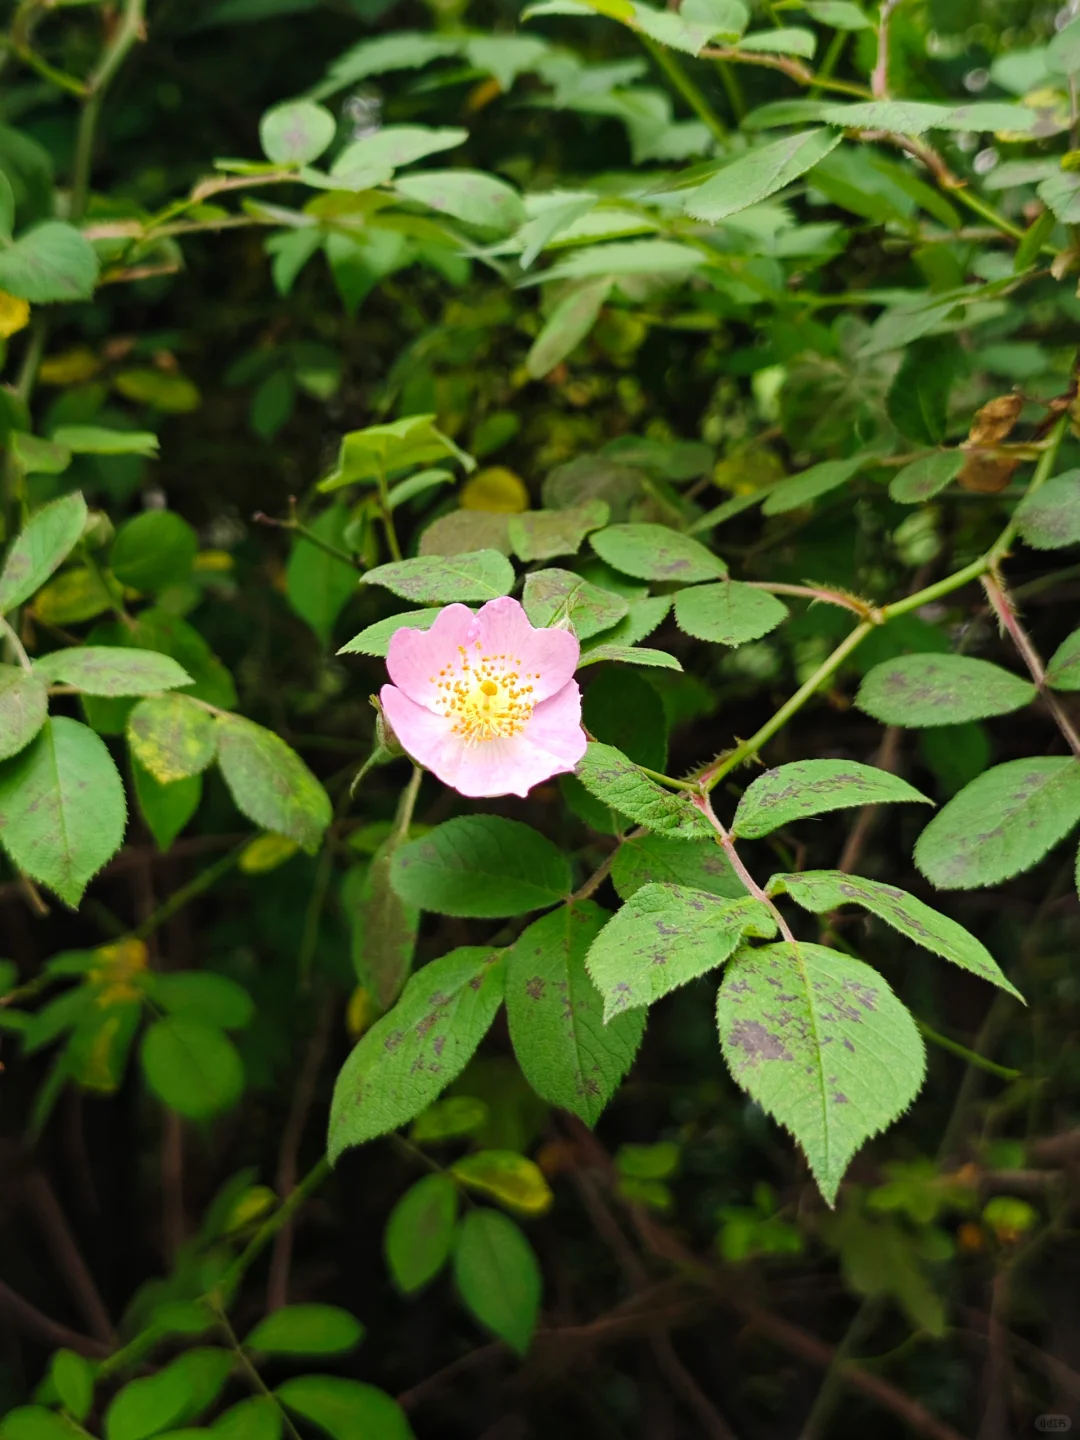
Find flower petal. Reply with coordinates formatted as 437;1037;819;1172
386;603;474;710
469;596;579;702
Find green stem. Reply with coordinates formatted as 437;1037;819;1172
213;1307;304;1440
71;0;147;219
640;36;727;145
0;34;88;96
14;318;47;405
917;1021;1021;1081
808;28;847;97
215;1156;332;1301
637;763;700;794
132;846;244;941
393;764;423;842
376;463;403;563
703;621;874;791
950;185;1028;245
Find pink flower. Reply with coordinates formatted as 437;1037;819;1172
380;597;586;798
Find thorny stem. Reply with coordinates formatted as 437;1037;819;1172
131;846;245;942
872;0;902;98
691;791;798;946
983;571;1080;761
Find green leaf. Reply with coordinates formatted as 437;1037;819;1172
385;1173;459;1294
332;126;466;185
526;278;611;378
738;25;815;56
32;567;114;626
0;222;98;302
453;1209;540;1355
1047;628;1080;691
1039;170;1080;225
0;664;47;760
760;455;865;515
110;511;199;592
586;883;775;1018
769;871;1022;999
391;815;571;918
36;646;193;697
132;760;202;853
674;581;787;646
506;900;645;1123
582;594;670;652
246;1304;363;1357
804;0;871;27
50;1350;93;1423
395;170;527;234
684;129;841;223
509;500;610;564
888;451;963;504
717;942;925;1205
581;664;668;771
349;838;419;1012
211;1398;282;1440
591;523;726;583
285;504;357;644
0;170;13;239
630;2;726;55
328;946;506;1159
410;1095;488;1143
52;426;159;457
114;369;201;413
574;742;711;837
154;972;254;1029
732;759;931;840
0;717;125;906
276;1377;413;1440
856;654;1034;727
127;693;218;783
103;1366;191;1440
9;433;72;477
611;831;742;901
914;757;1080;889
522;567;629;640
822;100;1035;134
339;608;448;658
260;99;337;165
83;608;236;731
1;1409;83;1440
216;714;331;852
361;550;514;604
1015;470;1080;550
320;415;473;491
140;1018;244;1119
0;492;87;613
578;643;681;670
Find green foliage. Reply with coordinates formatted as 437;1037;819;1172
385;1174;459;1294
856;654;1035;726
587;883;775;1018
505;901;644;1123
453;1208;541;1355
915;758;1080;889
329;947;506;1159
732;759;931;839
390;815;571;917
718;944;926;1205
0;0;1075;1423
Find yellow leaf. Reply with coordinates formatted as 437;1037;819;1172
346;985;380;1040
89;937;149;987
194;549;234;572
32;567;114;625
38;346;101;386
239;832;299;874
0;291;30;339
450;1149;554;1217
460;466;529;514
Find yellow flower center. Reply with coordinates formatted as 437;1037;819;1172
431;645;539;743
